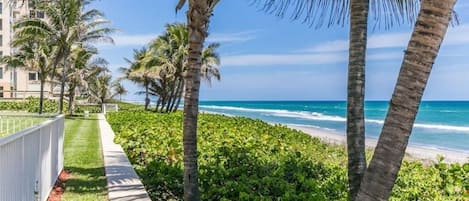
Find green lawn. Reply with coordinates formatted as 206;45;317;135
62;115;107;201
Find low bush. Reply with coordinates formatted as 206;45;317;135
0;97;67;113
106;111;469;201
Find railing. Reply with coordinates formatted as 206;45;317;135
0;90;54;99
0;115;49;137
103;103;119;114
0;114;65;201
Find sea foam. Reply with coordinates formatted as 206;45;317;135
200;105;469;133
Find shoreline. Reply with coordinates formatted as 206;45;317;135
287;124;469;164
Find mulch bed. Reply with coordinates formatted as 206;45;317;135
47;170;70;201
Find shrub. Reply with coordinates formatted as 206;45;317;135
106;111;469;200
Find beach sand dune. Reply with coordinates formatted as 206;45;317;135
288;125;469;164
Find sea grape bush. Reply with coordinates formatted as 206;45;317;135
106;111;469;201
0;97;67;113
0;97;102;113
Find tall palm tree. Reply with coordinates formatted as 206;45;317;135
356;0;457;200
346;1;368;198
176;0;220;200
14;0;114;113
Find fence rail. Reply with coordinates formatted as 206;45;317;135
0;114;64;201
0;115;52;137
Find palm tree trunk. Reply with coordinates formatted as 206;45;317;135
68;86;75;116
155;97;161;112
165;82;176;113
356;1;456;200
170;79;183;112
183;1;217;200
144;82;149;110
39;77;45;115
58;63;67;114
347;0;368;199
174;82;185;112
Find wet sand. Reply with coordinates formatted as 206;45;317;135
287;125;469;164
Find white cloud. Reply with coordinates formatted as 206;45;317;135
305;24;469;53
221;52;401;66
113;34;157;46
100;30;257;48
206;31;257;43
221;53;347;66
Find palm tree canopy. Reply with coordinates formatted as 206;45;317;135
250;0;458;29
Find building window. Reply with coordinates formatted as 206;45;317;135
0;67;3;79
0;35;2;46
0;86;3;98
0;19;2;31
29;72;37;81
0;3;3;14
36;11;45;18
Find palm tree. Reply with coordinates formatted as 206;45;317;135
176;0;220;200
113;82;128;101
251;0;420;199
67;45;108;115
14;0;114;113
88;72;113;109
121;47;155;110
355;0;457;200
2;39;55;114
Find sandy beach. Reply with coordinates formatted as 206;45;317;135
287;124;469;164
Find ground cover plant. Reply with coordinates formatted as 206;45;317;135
106;111;469;201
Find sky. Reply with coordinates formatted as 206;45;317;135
92;0;469;101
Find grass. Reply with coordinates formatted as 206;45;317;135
62;115;107;201
0;116;49;137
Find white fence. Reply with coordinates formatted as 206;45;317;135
0;115;64;201
102;103;118;114
0;116;48;137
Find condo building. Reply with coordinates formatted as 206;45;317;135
0;0;52;99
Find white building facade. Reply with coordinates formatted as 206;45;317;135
0;0;50;99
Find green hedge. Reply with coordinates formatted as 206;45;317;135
0;97;68;113
117;102;145;111
106;111;469;201
0;97;102;113
74;105;102;113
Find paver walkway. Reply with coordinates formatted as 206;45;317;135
98;114;151;201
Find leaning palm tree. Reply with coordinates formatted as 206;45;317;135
356;1;457;200
254;0;458;200
176;0;220;200
251;0;421;198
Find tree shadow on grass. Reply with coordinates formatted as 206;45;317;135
64;166;107;195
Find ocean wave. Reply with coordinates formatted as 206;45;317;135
201;105;469;133
365;119;469;132
200;105;346;122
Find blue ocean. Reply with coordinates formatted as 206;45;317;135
198;101;469;151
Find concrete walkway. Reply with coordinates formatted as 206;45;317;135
98;114;151;201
